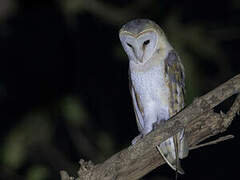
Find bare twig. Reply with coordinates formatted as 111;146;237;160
60;74;240;180
189;134;234;150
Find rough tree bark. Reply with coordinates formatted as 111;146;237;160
60;74;240;180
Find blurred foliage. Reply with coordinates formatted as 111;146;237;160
26;166;50;180
2;111;53;169
59;0;85;16
60;96;89;126
0;0;240;180
0;0;17;23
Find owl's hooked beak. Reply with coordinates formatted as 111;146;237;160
135;46;144;63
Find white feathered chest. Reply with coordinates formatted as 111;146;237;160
130;60;170;123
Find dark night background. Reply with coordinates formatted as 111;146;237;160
0;0;240;179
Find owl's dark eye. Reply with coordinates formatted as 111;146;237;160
143;40;150;46
126;43;132;48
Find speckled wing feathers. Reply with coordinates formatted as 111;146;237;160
157;49;188;174
164;50;185;116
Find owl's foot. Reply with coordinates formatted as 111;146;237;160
152;122;159;130
131;134;143;145
153;120;165;130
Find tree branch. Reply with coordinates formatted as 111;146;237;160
60;74;240;180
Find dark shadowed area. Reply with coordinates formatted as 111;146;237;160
0;0;240;179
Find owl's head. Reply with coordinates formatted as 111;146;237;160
119;19;170;64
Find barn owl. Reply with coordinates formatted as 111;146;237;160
119;19;189;174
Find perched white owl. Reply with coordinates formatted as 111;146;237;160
119;19;189;174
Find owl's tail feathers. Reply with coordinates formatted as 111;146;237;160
156;131;189;174
157;140;184;174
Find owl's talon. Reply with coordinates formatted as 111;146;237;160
131;134;143;145
153;122;159;130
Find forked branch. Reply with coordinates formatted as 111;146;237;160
60;74;240;180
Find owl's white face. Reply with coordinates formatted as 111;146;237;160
119;30;158;64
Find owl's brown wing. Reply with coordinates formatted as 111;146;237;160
157;50;188;174
164;49;188;159
164;49;185;116
128;69;144;132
